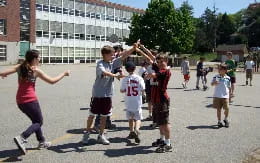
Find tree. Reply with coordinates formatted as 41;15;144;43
193;8;218;52
243;7;260;47
217;13;236;45
126;0;195;54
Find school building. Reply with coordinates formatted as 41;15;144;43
0;0;144;64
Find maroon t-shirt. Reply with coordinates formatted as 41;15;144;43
151;64;171;104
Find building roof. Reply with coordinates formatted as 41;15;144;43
248;3;260;9
216;44;247;51
81;0;145;14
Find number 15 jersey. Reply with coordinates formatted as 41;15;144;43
120;74;145;112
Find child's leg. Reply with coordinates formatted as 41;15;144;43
87;115;95;132
196;76;200;87
217;108;221;121
135;120;141;131
129;119;135;132
99;116;107;135
148;102;152;117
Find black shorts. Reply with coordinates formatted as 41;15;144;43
90;97;112;116
152;100;170;125
230;76;236;84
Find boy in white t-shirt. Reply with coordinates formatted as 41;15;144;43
211;64;231;128
120;61;145;144
245;56;255;86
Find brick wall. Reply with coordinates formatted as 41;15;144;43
0;0;20;42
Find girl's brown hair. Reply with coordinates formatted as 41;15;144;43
19;50;40;80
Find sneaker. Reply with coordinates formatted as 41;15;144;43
14;135;27;155
155;143;173;153
38;141;51;149
127;132;137;139
196;86;200;90
218;122;224;128
223;119;229;128
203;86;208;91
81;131;90;145
134;131;141;144
152;139;164;147
97;134;110;145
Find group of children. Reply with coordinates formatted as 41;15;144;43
0;42;256;155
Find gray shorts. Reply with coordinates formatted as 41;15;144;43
126;110;143;120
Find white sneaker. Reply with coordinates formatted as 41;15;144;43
81;132;90;145
14;135;27;155
38;141;51;149
97;134;110;145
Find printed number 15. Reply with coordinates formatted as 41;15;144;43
127;86;138;96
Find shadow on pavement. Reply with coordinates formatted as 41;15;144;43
230;104;260;109
0;149;23;162
184;89;199;91
47;141;94;153
67;128;85;134
206;104;214;108
186;125;219;130
112;119;128;123
168;87;184;90
87;146;154;157
80;108;90;111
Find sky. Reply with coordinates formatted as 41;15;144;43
107;0;258;17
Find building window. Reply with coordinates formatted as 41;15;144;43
75;10;80;16
0;19;6;35
69;9;74;16
0;0;7;6
56;7;62;14
36;30;43;37
63;8;68;15
50;6;55;13
0;45;7;61
43;5;49;12
36;4;43;11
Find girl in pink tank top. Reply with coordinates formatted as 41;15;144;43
0;50;70;155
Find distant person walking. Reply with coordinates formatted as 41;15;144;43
181;56;190;89
0;50;70;155
196;57;207;90
245;55;255;86
225;52;237;101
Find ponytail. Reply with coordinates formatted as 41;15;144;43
18;50;40;80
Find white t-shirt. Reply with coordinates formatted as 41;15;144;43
120;74;145;112
212;74;231;98
245;61;255;70
138;67;147;77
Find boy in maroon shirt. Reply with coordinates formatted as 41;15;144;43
136;48;172;153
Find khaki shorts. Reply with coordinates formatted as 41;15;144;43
213;98;229;111
246;69;253;79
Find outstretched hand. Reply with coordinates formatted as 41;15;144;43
115;74;125;81
64;70;71;76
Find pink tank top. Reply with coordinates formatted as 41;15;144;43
16;70;38;104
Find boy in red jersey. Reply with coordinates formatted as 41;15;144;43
136;48;172;153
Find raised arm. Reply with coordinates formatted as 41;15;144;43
136;48;153;65
140;44;155;61
35;68;70;84
0;64;20;79
120;46;136;61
